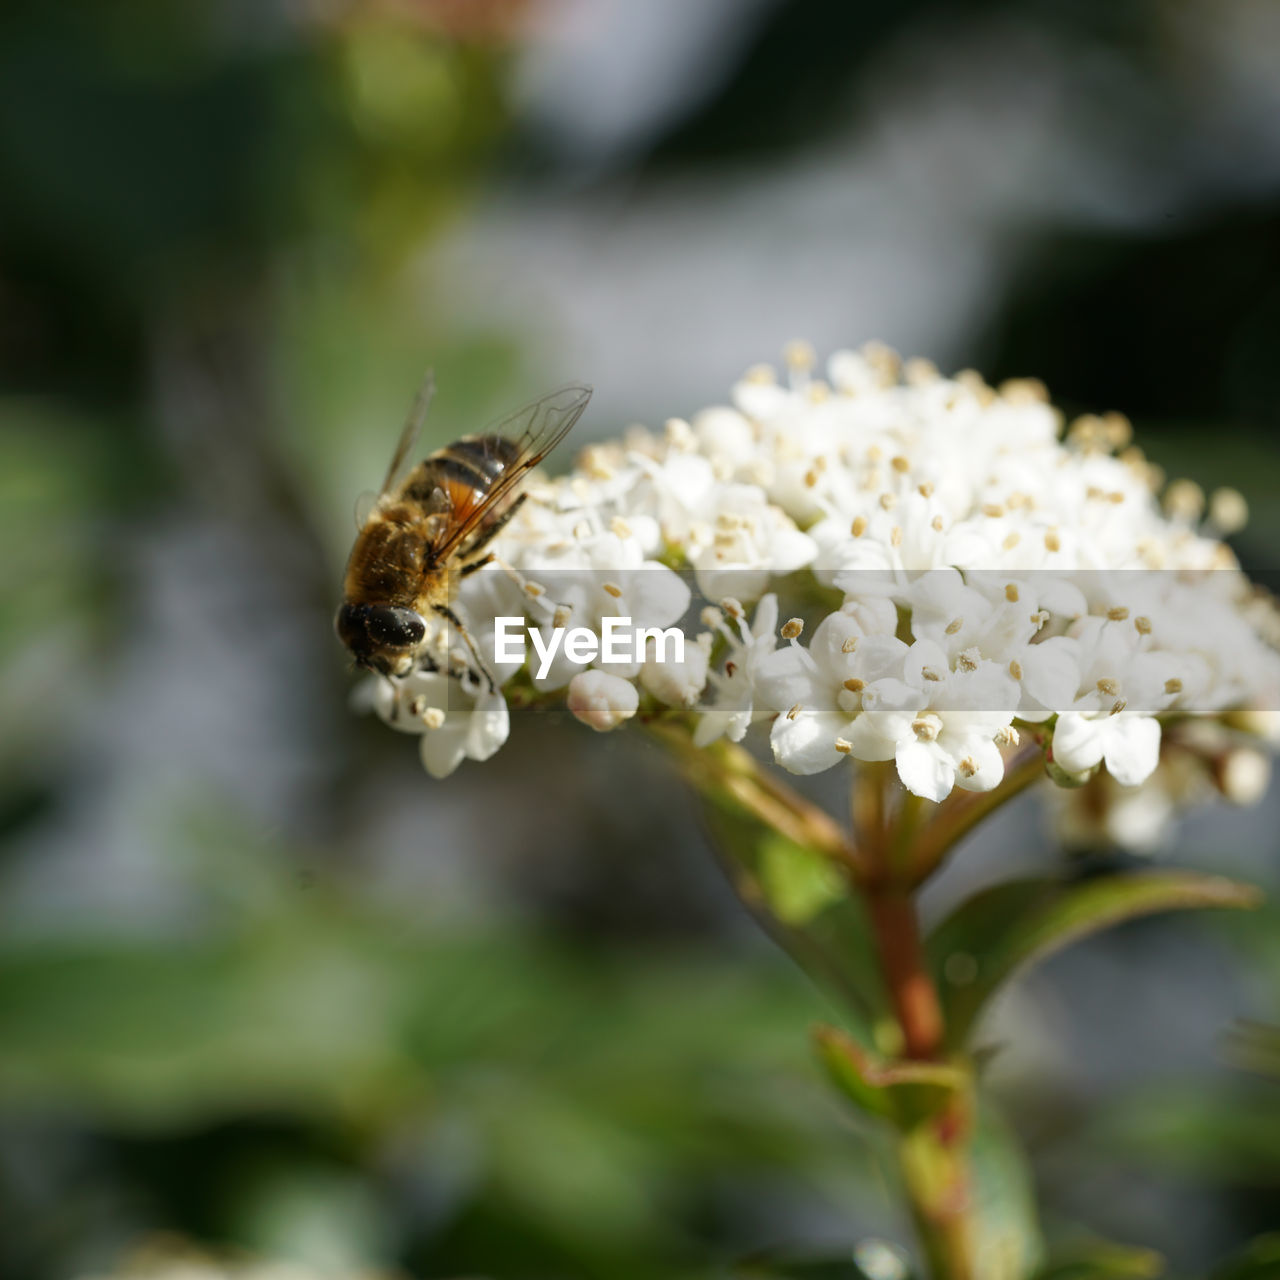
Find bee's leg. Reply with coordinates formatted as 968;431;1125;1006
434;603;497;693
459;555;493;578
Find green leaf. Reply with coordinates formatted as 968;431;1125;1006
1211;1234;1280;1280
1032;1239;1164;1279
701;797;886;1036
927;871;1262;1046
967;1105;1045;1280
758;832;846;926
730;1242;916;1279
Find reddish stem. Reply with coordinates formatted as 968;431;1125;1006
866;886;945;1060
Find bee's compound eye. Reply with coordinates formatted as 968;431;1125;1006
366;605;426;649
335;602;368;651
336;604;426;668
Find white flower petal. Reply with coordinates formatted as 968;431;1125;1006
895;740;955;802
770;710;850;775
1052;712;1106;775
1101;715;1162;786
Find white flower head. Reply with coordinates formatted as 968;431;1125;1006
351;344;1280;805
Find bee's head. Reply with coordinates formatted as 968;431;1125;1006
336;602;427;676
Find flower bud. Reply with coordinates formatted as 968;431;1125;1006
1217;747;1270;806
640;638;710;709
567;671;639;732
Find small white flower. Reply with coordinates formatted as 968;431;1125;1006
891;641;1021;802
640;632;710;709
567;670;639;731
688;483;816;604
373;670;510;779
756;609;913;774
516;529;690;689
694;595;779;746
1049;615;1179;786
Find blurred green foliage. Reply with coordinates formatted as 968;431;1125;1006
3;1;1280;1278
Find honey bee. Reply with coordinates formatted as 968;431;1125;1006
336;376;592;681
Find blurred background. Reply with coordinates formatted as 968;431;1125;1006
2;1;1280;1277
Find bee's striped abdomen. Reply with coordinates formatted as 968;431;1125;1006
400;434;520;506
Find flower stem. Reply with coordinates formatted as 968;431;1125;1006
856;766;977;1280
865;886;944;1060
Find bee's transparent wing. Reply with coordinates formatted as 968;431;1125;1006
433;382;592;559
483;382;593;461
353;489;379;529
378;370;436;497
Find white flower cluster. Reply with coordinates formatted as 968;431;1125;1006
372;343;1280;810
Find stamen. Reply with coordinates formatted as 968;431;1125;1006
912;716;940;742
781;617;804;640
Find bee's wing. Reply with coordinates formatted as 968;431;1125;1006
379;370;436;497
433;382;592;559
353;489;379;529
